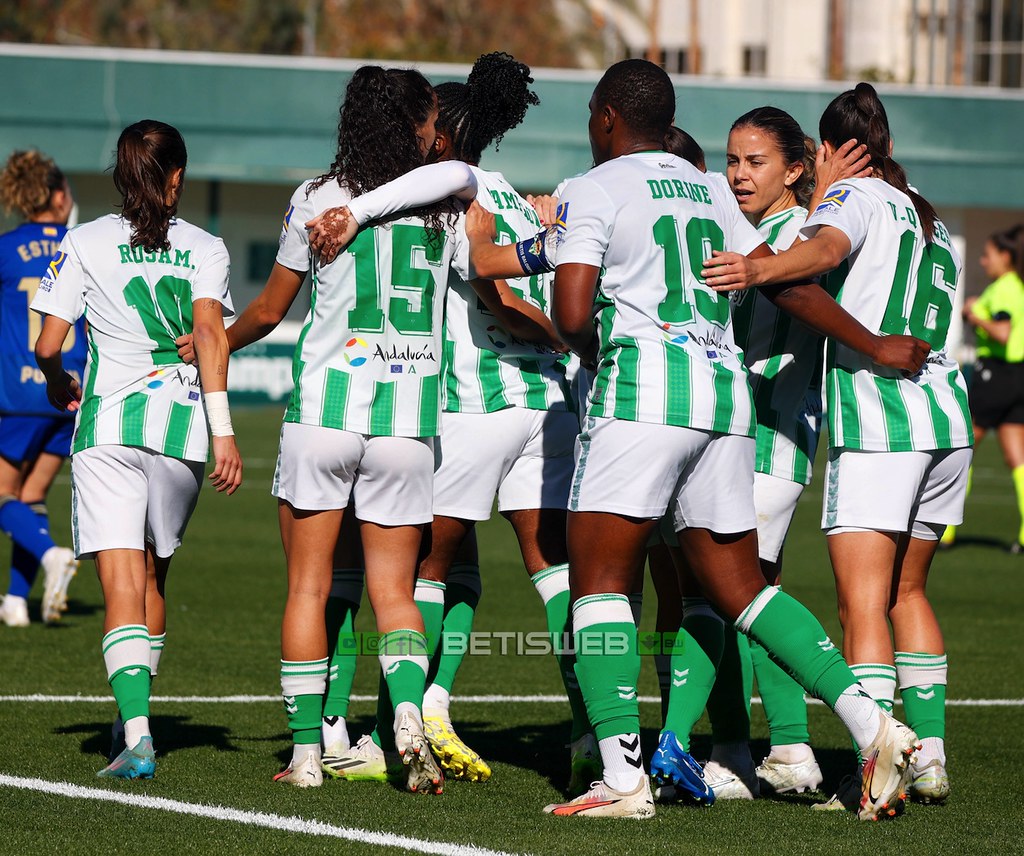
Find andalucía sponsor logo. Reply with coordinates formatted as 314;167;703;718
372;343;436;363
343;337;369;367
144;368;168;390
660;322;689;346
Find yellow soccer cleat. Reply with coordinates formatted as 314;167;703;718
423;708;491;782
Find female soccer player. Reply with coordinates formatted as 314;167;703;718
545;61;925;821
705;82;970;806
0;151;83;627
948;224;1024;550
32;119;242;779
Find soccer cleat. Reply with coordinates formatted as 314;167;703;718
274;749;323;788
908;758;950;804
702;758;759;800
857;714;919;821
321;715;350;758
0;595;29;628
322;733;402;782
650;731;715;806
568;733;602;797
812;773;861;812
756;753;824;794
97;735;155;779
423;708;490;782
395;710;443;794
41;547;77;624
544;776;655;819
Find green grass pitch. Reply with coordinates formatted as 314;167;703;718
1;407;1022;855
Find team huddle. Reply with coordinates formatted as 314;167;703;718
5;54;970;823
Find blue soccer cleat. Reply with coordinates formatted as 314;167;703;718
97;735;156;780
650;731;715;806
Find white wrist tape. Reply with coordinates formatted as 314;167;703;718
204;390;234;437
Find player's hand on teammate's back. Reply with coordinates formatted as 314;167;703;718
45;372;82;413
703;251;759;290
871;334;931;375
305;206;357;264
209;434;243;495
526;194;559;226
465;201;497;241
175;333;196;365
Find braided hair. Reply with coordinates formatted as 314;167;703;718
819;82;938;242
310;65;452;240
435;52;539;164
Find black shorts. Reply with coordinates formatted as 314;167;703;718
969;357;1024;429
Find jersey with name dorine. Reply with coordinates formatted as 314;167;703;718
0;222;87;415
443;166;573;415
278;178;455;438
556;152;764;435
731;206;822;484
30;214;233;462
802;178;971;451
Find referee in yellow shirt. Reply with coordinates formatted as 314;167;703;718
948;224;1024;551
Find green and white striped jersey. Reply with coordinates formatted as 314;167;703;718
731;206;822;484
443;166;573;414
803;178;971;451
278;179;455;438
556;152;764;434
30;214;233;463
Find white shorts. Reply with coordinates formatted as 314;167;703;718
272;422;434;525
753;472;806;563
71;445;203;560
569;416;757;534
822;446;972;533
432;408;577;520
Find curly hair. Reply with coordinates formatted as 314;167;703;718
731;106;817;208
435;52;539;163
113;120;188;253
0;150;66;220
593;59;675;139
310;66;453;241
820;82;938;242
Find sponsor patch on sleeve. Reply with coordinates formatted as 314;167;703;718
37;250;67;293
813;187;850;216
279;204;294;247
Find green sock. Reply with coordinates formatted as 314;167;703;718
323;568;363;718
430;563;481;696
1013;465;1024;544
280;658;328;744
415;578;447;655
896;652;947;740
736;587;858;709
532;564;590;741
572;593;640;741
662;598;724;751
750;637;810;745
706;625;752;745
102;625;152;723
379;629;429;708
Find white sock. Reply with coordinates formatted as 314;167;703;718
290;742;321;766
918;736;946;766
768;742;814;765
321;715;350;752
850;663;897;713
598;733;644;792
422;683;451;713
832;687;883;754
124;715;150;749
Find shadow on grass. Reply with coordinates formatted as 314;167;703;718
940;534;1013;552
58;715;240;758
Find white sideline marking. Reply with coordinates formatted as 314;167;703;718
1;693;1022;707
0;774;525;856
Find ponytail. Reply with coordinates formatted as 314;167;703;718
820;82;938;242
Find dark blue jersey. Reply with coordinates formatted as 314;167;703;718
0;222;87;415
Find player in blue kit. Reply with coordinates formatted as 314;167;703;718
0;150;84;627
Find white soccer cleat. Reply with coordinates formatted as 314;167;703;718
322;733;402;782
857;714;919;821
702;758;759;800
544;776;655;819
41;546;77;624
568;733;602;797
0;595;29;628
908;758;950;804
274;748;323;788
395;710;443;795
812;772;861;813
756;753;824;794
